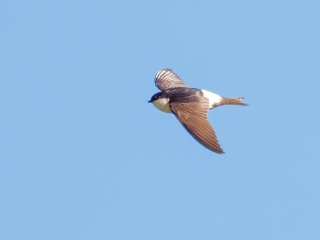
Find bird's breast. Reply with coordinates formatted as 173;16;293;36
152;98;172;113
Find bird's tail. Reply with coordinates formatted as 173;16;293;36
221;97;247;106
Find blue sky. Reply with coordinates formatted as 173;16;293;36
1;0;320;239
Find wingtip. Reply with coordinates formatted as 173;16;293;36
211;147;225;154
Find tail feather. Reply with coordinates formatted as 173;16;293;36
221;97;247;106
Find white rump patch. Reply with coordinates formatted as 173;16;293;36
201;90;222;108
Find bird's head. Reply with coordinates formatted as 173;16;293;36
148;92;171;113
148;92;163;103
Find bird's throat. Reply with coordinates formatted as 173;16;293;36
152;98;172;113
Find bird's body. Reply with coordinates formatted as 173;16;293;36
149;69;246;154
151;87;224;113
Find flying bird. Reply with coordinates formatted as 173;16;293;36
148;69;247;154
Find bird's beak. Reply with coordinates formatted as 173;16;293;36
148;100;152;103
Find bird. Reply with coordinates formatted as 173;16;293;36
148;68;247;154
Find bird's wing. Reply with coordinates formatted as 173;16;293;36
170;98;224;154
155;69;187;91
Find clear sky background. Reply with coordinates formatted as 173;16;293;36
1;0;320;239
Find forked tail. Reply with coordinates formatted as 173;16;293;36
221;97;247;106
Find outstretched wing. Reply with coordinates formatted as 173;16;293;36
170;98;224;154
155;69;187;91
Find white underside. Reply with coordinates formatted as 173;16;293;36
201;90;222;108
152;98;172;113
